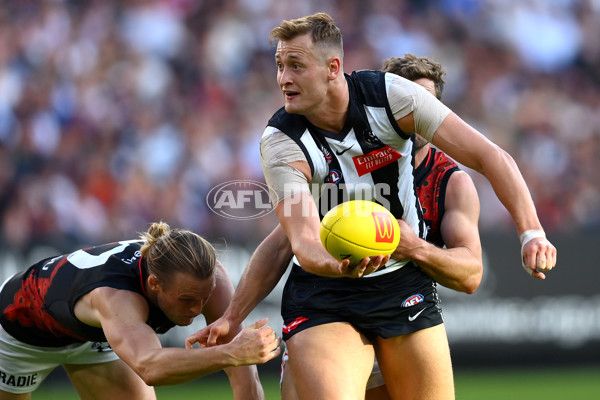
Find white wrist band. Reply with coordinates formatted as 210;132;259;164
519;229;546;246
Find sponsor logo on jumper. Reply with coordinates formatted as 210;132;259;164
352;146;402;177
121;250;142;265
0;370;38;387
335;144;354;155
207;180;275;220
402;294;424;307
282;316;309;334
372;212;395;243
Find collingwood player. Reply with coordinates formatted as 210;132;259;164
190;12;556;400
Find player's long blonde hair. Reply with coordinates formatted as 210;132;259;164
139;221;216;285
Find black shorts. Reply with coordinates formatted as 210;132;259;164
281;262;443;342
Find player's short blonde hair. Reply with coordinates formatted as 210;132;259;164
270;12;343;57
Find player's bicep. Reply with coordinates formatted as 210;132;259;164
431;113;499;174
92;288;162;365
439;171;481;255
260;130;311;205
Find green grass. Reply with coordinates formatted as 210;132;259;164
34;367;600;399
454;367;600;400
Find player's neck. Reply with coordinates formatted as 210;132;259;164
414;144;430;168
305;79;349;133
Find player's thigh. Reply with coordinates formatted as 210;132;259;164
0;390;30;400
286;322;374;400
280;363;298;400
280;345;298;400
375;323;454;400
64;360;155;400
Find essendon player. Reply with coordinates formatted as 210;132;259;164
0;222;280;400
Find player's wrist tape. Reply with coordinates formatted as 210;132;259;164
519;229;546;246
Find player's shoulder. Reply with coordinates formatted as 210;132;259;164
445;169;479;207
348;70;390;106
267;107;307;140
349;69;386;83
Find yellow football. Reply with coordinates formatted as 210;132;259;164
319;200;400;266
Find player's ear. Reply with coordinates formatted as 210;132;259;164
147;274;161;291
327;56;341;80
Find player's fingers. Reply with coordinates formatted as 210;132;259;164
185;329;205;348
206;329;219;347
545;245;557;270
536;252;547;271
248;318;269;330
531;270;546;280
354;264;367;278
340;259;352;275
185;336;196;349
536;243;557;271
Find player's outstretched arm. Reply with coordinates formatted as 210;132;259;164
433;113;556;276
90;288;281;386
398;111;557;277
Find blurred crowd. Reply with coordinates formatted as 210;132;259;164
1;0;599;254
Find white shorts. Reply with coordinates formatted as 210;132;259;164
366;359;385;390
0;324;119;394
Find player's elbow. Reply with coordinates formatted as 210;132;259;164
134;364;160;386
462;279;480;295
462;266;483;295
131;359;172;387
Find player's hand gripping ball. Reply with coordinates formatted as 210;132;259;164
319;200;400;266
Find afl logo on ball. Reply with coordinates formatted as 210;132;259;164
207;180;276;220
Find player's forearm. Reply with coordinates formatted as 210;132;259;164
225;227;292;325
131;346;239;386
224;265;282;326
479;146;543;234
276;198;344;277
433;114;543;234
409;241;482;294
291;236;344;277
224;365;264;400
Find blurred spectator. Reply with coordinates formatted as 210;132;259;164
0;0;599;256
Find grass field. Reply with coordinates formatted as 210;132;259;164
33;366;600;399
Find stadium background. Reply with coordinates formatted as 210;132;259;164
0;0;599;397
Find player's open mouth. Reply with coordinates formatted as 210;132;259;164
284;91;299;99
